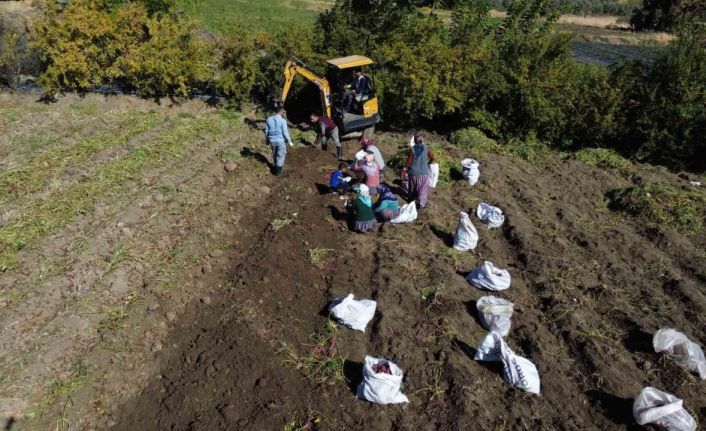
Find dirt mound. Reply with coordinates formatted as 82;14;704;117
111;137;706;430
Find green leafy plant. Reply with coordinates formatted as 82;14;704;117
576;148;636;176
607;182;705;233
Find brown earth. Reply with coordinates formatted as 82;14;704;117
1;93;705;430
113;137;706;428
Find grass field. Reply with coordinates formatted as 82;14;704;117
178;0;333;34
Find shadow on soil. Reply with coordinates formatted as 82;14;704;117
343;360;364;395
586;390;641;429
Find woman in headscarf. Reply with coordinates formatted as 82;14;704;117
347;184;376;233
359;138;385;180
401;132;435;209
351;151;381;197
373;183;400;222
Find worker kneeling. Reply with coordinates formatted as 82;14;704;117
310;113;342;160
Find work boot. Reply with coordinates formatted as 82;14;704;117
275;166;283;176
336;146;343;160
322;143;328;152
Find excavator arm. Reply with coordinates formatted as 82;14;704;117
278;57;332;118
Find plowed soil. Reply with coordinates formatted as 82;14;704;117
2;94;705;430
114;139;706;429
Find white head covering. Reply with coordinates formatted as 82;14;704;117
355;183;370;197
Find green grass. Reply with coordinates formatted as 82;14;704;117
450;127;506;156
0;111;165;207
278;320;346;386
178;0;332;35
576;147;636;176
607;182;705;233
0;113;233;270
50;362;88;399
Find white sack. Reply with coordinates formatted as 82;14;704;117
474;332;540;394
453;211;479;251
461;158;480;186
357;356;410;404
355;150;367;160
466;261;511;291
476;202;505;228
429;163;440;188
409;136;415;148
476;296;514;337
633;387;696;431
653;328;706;379
391;202;417;224
328;294;377;332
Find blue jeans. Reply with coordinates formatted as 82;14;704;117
269;141;287;168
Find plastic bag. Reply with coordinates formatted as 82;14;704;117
461;158;480;186
357;356;410;404
476;296;514;337
633;387;696;431
475;332;540;394
391;202;417;224
653;328;706;379
429;163;440;188
328;294;377;332
453;211;479;251
476;202;505;228
466;261;511;291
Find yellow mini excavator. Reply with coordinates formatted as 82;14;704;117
278;55;381;136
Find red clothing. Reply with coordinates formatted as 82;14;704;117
319;116;337;136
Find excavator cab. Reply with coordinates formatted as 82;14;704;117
278;55;381;137
326;55;380;136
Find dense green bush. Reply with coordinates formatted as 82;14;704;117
424;0;639;16
450;127;506;155
0;31;18;86
31;0;211;97
630;0;704;31
609;24;706;172
216;33;266;105
607;182;705;232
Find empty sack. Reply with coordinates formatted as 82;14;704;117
429;163;440;188
329;294;377;332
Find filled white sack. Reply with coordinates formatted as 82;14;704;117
466;261;511;291
633;387;696;431
429;163;440;188
461;158;480;186
476;296;514;337
453;211;479;251
476;202;505;228
475;331;540;395
357;356;410;404
355;150;367;160
391;202;417;224
653;328;706;379
328;294;377;332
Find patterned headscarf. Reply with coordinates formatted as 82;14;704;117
377;183;397;202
